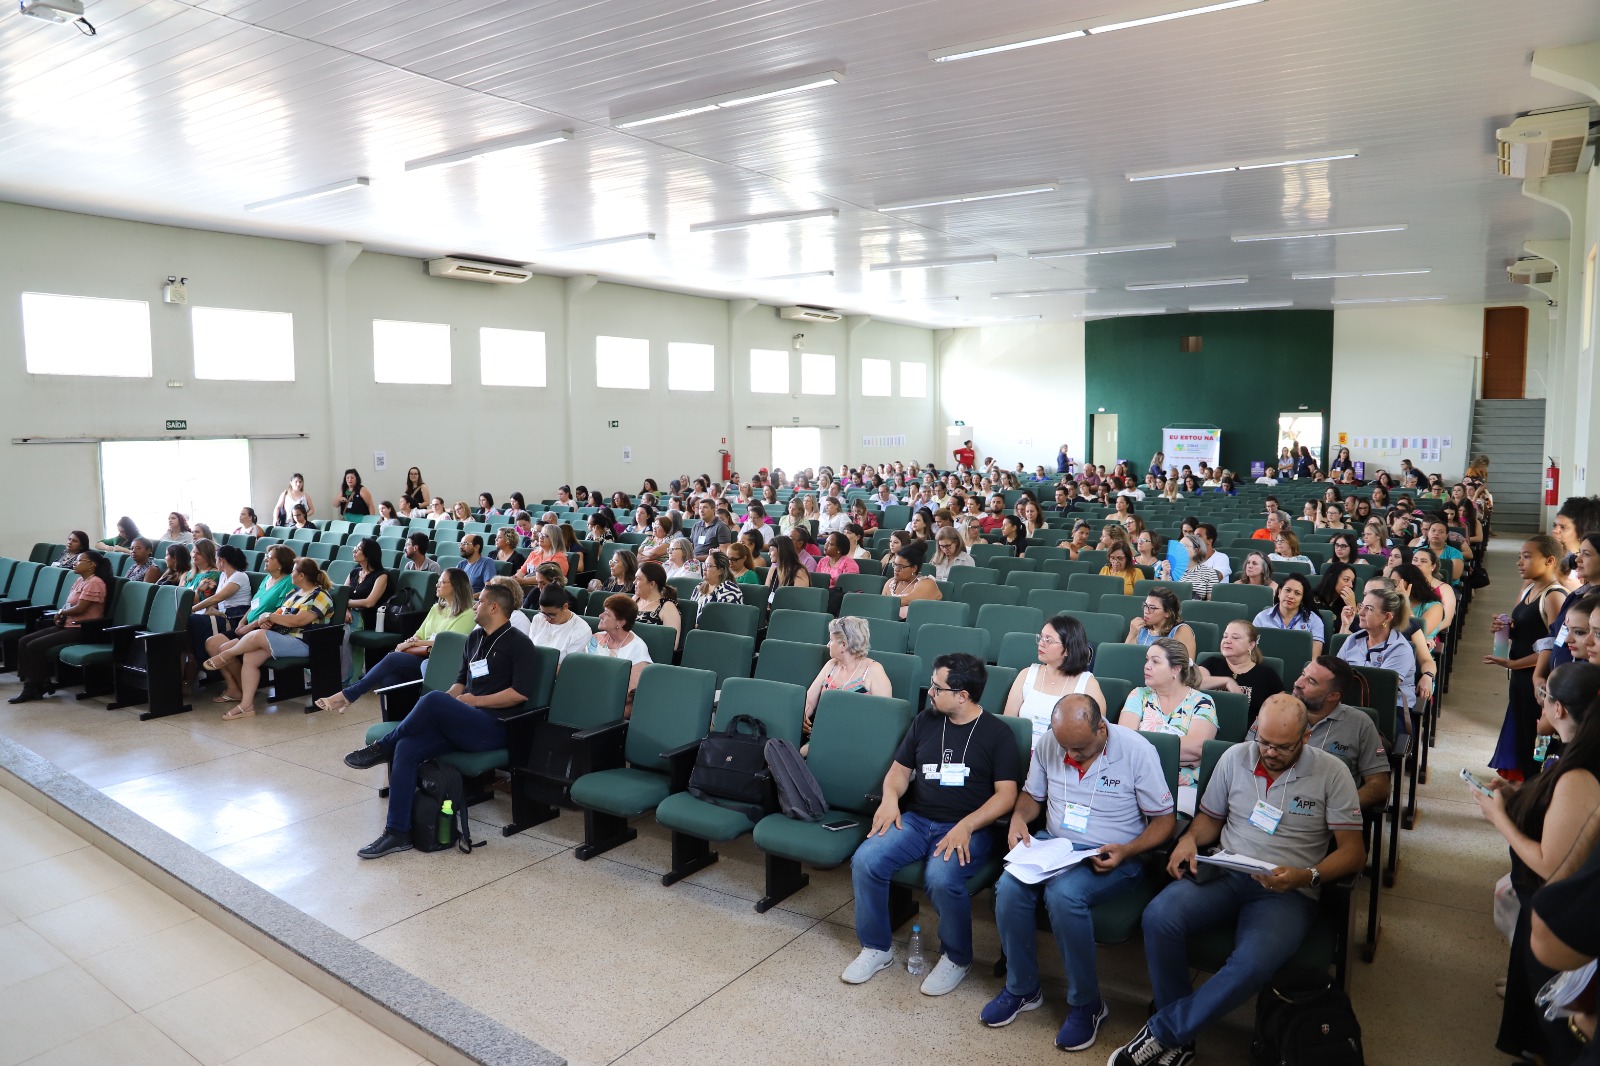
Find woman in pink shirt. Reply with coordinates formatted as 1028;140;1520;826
10;551;111;703
813;533;861;582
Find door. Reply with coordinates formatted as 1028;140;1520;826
770;427;822;479
1092;413;1118;470
1277;414;1324;472
1482;306;1528;399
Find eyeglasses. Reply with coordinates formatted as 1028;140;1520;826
1257;739;1300;755
927;684;955;696
1036;635;1061;646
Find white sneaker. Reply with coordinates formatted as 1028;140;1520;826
919;954;970;996
841;947;896;984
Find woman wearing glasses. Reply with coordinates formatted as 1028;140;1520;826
1336;585;1419;736
1125;586;1196;661
1003;614;1107;738
881;542;940;620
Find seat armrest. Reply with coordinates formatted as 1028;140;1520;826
1388;734;1412;762
373;678;423;695
300;624;346;650
571;718;630;776
661;738;703;793
74;618;112;636
502;707;551;768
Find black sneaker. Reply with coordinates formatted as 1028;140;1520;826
1106;1023;1192;1066
343;742;390;770
357;831;412;859
7;689;44;705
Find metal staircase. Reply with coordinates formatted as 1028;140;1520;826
1469;398;1545;532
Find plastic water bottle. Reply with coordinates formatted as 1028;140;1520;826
906;924;928;976
438;799;454;846
1492;614;1510;660
1534;735;1553;764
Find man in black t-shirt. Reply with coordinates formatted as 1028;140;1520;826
842;653;1021;996
343;583;545;859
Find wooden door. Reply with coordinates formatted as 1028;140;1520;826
1482;306;1528;399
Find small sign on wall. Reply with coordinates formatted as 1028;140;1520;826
164;419;187;431
861;434;907;448
373;450;387;471
622;447;633;463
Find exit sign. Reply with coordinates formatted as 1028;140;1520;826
165;420;187;431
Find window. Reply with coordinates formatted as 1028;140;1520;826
101;438;251;545
800;352;836;395
899;361;927;398
22;293;152;377
192;306;294;381
861;357;891;397
596;335;650;388
373;319;451;384
480;327;546;387
667;342;715;391
749;348;789;394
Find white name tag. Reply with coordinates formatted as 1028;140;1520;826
938;763;969;787
922;763;940;779
1062;801;1090;834
468;658;490;679
1250;799;1283;835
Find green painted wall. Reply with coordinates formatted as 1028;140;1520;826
1084;310;1333;474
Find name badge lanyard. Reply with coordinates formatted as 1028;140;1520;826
1250;756;1299;835
938;715;979;785
470;625;507;680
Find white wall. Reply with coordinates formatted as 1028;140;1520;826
937;322;1087;472
0;201;940;556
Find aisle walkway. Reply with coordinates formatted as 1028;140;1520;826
0;537;1531;1065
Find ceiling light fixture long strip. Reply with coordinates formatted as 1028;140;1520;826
1126;276;1247;290
1292;269;1430;280
930;0;1265;62
404;129;573;173
548;232;657;251
1030;242;1176;259
870;255;998;272
244;177;369;212
1330;295;1448;305
691;208;839;232
1188;300;1294;311
1232;223;1406;242
990;288;1098;298
1127;149;1358;182
878;183;1058;211
614;71;845;129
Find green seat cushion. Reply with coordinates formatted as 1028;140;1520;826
570;767;670;817
752;809;867;867
365;722;399;745
0;623;26;641
440;748;508;777
57;644;113;669
351;630;404;651
890;855;1003;895
655;793;759;842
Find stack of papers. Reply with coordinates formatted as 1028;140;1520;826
1003;837;1098;885
1196;850;1278;875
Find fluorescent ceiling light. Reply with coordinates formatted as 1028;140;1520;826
691;208;839;232
244;177;369;212
548;232;657;251
1292;269;1430;280
613;71;844;129
879;184;1058;211
1074;308;1169;318
990;288;1098;298
1188;300;1294;311
757;269;836;281
1330;295;1448;305
1233;223;1406;242
930;0;1264;61
1029;241;1176;259
1127;148;1358;182
870;254;998;272
961;315;1044;323
1126;276;1247;290
888;295;961;303
404;129;573;173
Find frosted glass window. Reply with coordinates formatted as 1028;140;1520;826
192;306;294;381
899;361;928;398
596;335;650;388
668;342;715;391
861;357;891;397
481;327;546;387
22;293;152;377
750;348;789;394
101;438;250;546
800;352;836;395
373;319;451;384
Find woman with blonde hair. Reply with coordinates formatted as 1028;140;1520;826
1117;637;1218;813
1198;619;1285;725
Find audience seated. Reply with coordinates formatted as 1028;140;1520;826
633;561;683;647
882;541;939;620
314;568;476;713
98;517;141;554
1254;656;1390;809
693;551;744;606
1116;637;1217;815
803;616;892;745
585;593;653;714
1197;620;1285;725
202;558;335;719
766;537;813;596
1126;586;1196;660
1003;614;1106;733
9;551;111;704
1101;543;1139;596
1252;573;1325;657
664;537;700;581
453;534;496;594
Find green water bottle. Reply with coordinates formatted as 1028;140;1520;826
438;799;454;845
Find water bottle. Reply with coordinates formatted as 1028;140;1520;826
906;924;928;976
1534;735;1552;764
1492;614;1510;660
438;799;454;846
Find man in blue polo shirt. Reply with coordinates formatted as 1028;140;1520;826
453;534;496;595
983;694;1175;1051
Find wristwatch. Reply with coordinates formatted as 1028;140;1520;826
1308;866;1322;889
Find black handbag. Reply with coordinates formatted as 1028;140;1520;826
687;714;773;821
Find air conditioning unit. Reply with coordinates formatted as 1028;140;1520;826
426;257;535;284
1496;108;1594;178
1508;257;1559;286
779;305;843;323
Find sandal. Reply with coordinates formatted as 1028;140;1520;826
313;695;346;714
210;694;239;704
221;706;255;720
201;656;227;672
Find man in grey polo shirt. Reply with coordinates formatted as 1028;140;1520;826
688;498;734;561
1109;695;1366;1066
983;695;1174;1051
1248;656;1391;809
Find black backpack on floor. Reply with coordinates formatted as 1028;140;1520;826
1251;979;1365;1066
409;759;478;854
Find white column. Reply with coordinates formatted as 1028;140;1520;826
322;241;362;489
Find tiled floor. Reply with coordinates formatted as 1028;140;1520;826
0;537;1534;1065
0;787;428;1066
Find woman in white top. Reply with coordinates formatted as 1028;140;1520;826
663;537;701;582
274;473;313;526
585;593;654;717
1004;615;1106;736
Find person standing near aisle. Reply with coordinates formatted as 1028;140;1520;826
1488;535;1567;782
953;439;976;472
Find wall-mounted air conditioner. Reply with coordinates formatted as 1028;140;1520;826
1496;108;1594;178
426;257;535;284
779;305;843;323
1508;257;1559;285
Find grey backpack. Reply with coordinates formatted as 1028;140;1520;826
764;738;829;821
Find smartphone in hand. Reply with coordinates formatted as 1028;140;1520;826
1460;768;1495;798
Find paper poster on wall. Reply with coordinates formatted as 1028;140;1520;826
1441;436;1453;449
1163;427;1221;467
1337;431;1348;446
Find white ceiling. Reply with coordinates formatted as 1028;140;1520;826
2;0;1597;327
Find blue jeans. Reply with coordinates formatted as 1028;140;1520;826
1141;871;1318;1046
343;650;424;704
994;839;1145;1006
377;690;506;833
850;809;995;967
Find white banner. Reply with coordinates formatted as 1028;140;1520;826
1162;427;1221;468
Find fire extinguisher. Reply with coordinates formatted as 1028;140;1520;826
1546;458;1560;506
719;448;732;481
